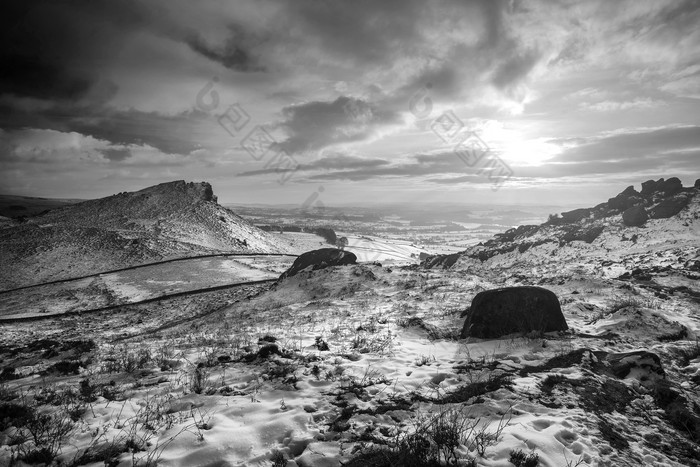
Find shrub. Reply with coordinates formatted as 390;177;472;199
0;402;35;430
510;449;540;467
271;449;287;467
348;406;511;466
437;373;513;404
49;359;84;375
190;364;210;394
540;374;568;394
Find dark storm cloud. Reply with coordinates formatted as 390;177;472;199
0;102;205;155
0;0;148;101
275;97;401;154
0;0;195;154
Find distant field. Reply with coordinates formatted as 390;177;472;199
344;235;426;263
0;255;295;320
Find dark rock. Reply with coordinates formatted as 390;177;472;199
461;286;567;338
695;179;700;189
496;224;539;242
660;177;682;197
622;205;648;227
560;208;592;224
422;252;460;268
620;185;638;196
183;181;216;202
607;351;665;385
649;193;691;219
641;178;664;197
561;225;604;243
279;248;357;279
607;186;643;211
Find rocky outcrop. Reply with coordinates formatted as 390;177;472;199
561;225;604;243
422;252;461;269
649;193;691;219
659;177;683;197
622;205;648;227
191;182;217;203
607;186;643;211
420;177;697;270
461;286;567;338
279;248;357;279
560;208;592;224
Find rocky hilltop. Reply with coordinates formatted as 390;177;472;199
0;181;291;289
424;177;700;292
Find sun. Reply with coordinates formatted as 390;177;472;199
479;122;562;166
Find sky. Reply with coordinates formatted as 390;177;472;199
0;0;699;207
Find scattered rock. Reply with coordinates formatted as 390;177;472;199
279;248;357;279
607;351;665;386
461;286;567;338
622;205;648;227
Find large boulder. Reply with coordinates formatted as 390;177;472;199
279;248;356;279
622;205;648;227
649;193;691;219
695;178;700;189
660;177;682;197
461;286;567;338
607;186;642;211
641;178;664;197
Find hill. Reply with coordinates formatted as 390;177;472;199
0;194;83;218
424;177;700;291
0;181;292;289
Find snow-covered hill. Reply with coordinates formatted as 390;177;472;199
425;178;700;286
0;181;293;289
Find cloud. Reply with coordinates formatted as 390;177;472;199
275;97;402;154
237;153;389;177
491;47;541;91
554;125;700;163
581;98;662;112
101;148;133;162
184;25;266;72
0;1;149;102
0;101;207;156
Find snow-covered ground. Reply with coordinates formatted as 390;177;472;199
1;254;699;466
1;190;700;466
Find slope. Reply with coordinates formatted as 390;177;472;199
0;181;292;289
